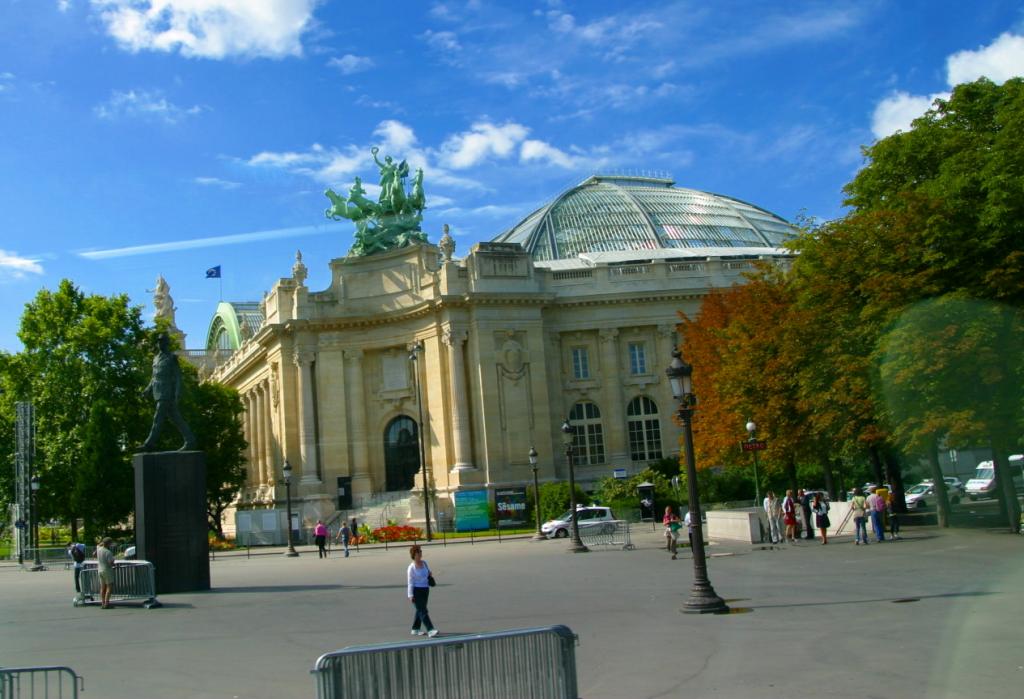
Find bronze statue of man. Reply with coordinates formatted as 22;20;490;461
139;332;197;452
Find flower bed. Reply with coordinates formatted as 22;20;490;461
369;524;423;542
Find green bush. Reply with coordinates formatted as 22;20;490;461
528;482;589;523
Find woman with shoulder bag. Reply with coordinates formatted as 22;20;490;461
813;493;831;544
406;545;438;637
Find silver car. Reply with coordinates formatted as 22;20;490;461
541;506;616;539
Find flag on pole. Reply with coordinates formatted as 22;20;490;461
205;265;221;279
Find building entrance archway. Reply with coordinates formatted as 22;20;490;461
384;416;420;492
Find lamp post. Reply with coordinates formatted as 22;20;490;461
560;420;589;553
282;459;299;557
666;349;728;614
745;420;762;508
409;341;433;542
30;475;44;571
529;446;545;541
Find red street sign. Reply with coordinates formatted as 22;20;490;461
742;440;767;452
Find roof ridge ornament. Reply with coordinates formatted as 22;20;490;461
324;148;429;257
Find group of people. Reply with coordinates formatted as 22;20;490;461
662;506;693;558
763;489;832;544
312;518;355;559
849;487;902;544
763;486;902;546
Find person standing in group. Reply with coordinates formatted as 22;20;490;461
812;493;831;544
763;491;782;544
850;487;869;545
683;510;694;549
663;506;681;559
866;488;886;543
782;490;798;543
798;489;815;540
406;545;438;637
350;517;359;551
887;490;902;540
96;537;116;609
337;521;352;558
314;520;328;559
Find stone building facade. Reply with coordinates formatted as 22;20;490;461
204;175;796;529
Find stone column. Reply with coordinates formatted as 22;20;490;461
293;349;321;485
245;392;256;487
345;349;372;496
599;328;627;463
253;386;265;486
443;328;474;471
262;379;277;485
657;323;680;456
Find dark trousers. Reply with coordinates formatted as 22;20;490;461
316;536;326;558
74;566;82;593
802;507;814;538
411;586;434;631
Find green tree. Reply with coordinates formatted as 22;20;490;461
2;280;151;540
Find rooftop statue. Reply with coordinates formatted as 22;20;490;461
325;147;429;257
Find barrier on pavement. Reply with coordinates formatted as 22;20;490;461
75;560;162;609
0;665;83;699
579;519;634;550
312;625;579;699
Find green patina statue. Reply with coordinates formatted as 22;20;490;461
325;147;429;256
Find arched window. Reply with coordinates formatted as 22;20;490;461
627;396;662;461
384;416;420;492
568;401;605;466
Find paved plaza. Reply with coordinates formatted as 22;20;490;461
2;526;1022;699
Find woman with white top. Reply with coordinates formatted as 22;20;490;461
406;545;438;637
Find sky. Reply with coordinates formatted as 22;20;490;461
1;0;1023;354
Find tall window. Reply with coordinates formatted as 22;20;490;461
627;396;662;461
571;347;590;379
568;401;605;466
628;342;647;375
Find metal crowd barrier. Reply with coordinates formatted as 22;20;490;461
579;519;634;550
75;560;162;609
312;625;580;699
0;666;83;699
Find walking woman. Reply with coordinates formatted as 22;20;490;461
407;545;438;637
314;520;328;559
781;489;798;543
812;493;831;544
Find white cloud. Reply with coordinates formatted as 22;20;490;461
520;139;576;168
439;121;529;169
871;90;948;139
194;176;241;189
947;32;1024;85
374;120;417;151
57;0;73;12
328;54;374;75
871;32;1024;140
421;29;461;53
94;89;203;124
90;0;318;59
0;249;44;279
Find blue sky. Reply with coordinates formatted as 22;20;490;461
1;1;1022;353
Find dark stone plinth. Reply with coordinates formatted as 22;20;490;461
133;451;210;594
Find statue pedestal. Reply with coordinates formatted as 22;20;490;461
133;451;210;594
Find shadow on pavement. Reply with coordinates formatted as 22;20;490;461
750;590;995;610
208;584;345;593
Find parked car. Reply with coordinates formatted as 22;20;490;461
905;482;961;509
922;477;965;497
541;506;616;539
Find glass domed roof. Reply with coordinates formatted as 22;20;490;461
492;175;796;262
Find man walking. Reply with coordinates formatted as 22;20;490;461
338;521;351;558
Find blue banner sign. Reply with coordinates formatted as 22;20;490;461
454;489;490;532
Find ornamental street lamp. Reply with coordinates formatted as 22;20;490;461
560;420;589;553
529;446;545;541
746;420;762;508
282;460;299;557
30;475;44;571
409;341;433;542
666;349;728;614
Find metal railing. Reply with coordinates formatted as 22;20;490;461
578;520;634;550
75;560;162;609
312;625;579;699
0;666;83;699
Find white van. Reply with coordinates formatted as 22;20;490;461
966;455;1024;500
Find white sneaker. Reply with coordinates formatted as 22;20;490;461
427;629;439;637
411;629;425;636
